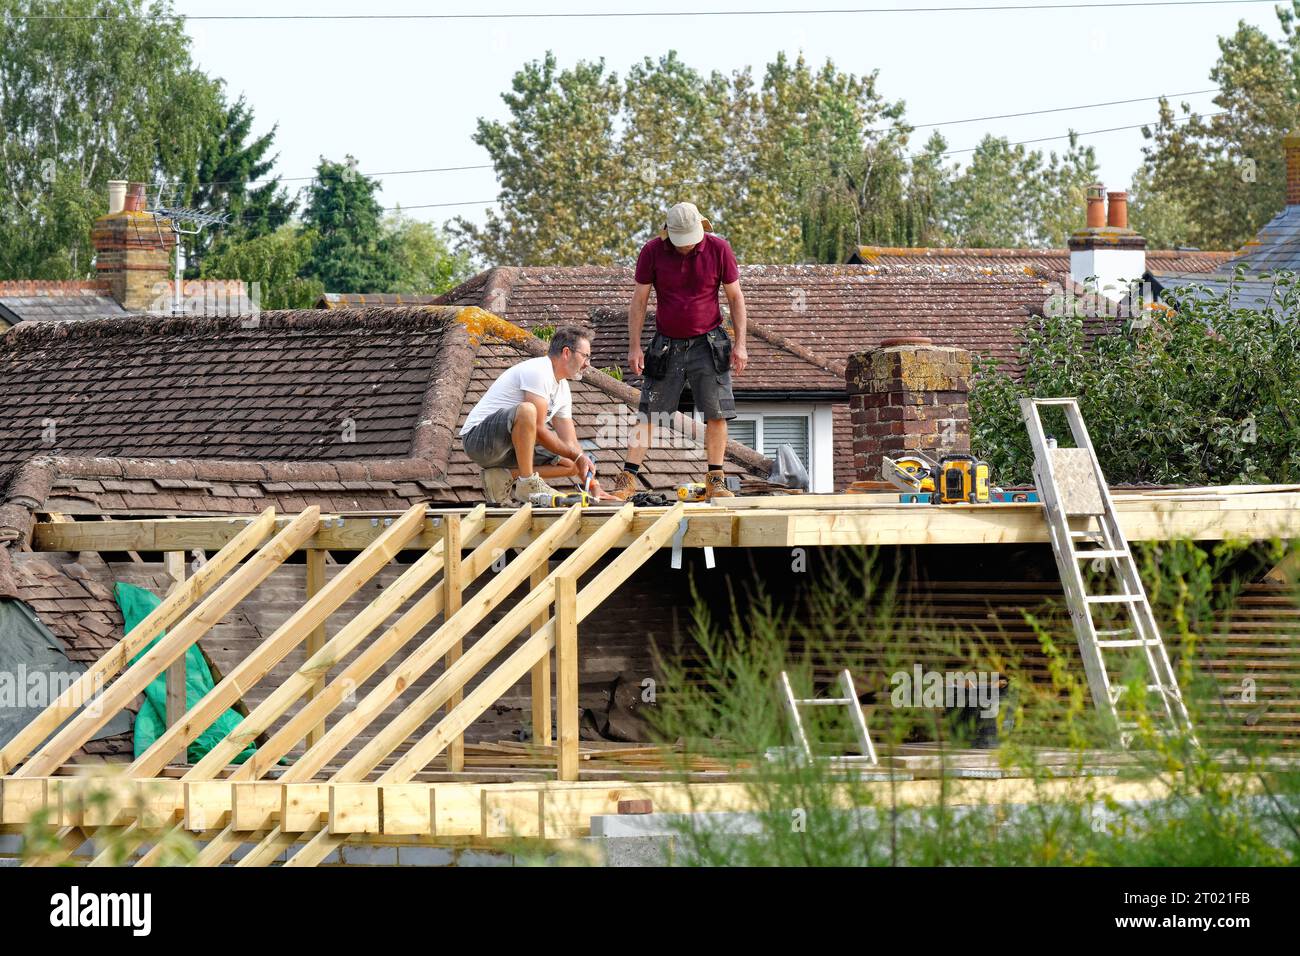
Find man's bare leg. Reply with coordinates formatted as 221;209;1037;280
625;418;652;467
511;402;538;476
705;418;727;466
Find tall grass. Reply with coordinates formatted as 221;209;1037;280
641;540;1300;866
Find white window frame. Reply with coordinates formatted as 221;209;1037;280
730;402;835;493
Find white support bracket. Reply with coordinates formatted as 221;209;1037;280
671;517;714;570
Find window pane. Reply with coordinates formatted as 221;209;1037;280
730;418;758;450
762;416;809;467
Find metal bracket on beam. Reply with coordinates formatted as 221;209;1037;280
670;517;714;570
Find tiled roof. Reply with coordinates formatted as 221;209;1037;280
0;306;770;543
0;279;252;325
1219;204;1300;273
0;281;128;326
850;245;1235;275
437;262;1115;384
0;309;460;468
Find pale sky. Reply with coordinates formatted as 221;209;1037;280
180;0;1290;239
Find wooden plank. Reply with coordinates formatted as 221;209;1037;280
16;509;315;778
328;784;380;835
432;783;484;837
442;515;465;774
555;574;579;782
29;507;737;553
376;505;685;785
128;503;426;778
185;506;486;781
282;784;331;833
305;548;328;748
529;562;552;746
293;505;587;786
343;505;632;786
163;551;188;743
183;781;231;831
379;784;434;836
0;777;47;825
231;782;281;831
0;508;277;775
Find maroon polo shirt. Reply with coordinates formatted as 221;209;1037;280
633;233;740;338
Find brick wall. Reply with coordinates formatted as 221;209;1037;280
844;338;972;483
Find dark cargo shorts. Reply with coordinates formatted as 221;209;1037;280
637;326;737;421
461;405;563;470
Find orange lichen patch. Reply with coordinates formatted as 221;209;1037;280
453;306;538;348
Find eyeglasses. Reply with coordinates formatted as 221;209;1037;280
569;347;592;365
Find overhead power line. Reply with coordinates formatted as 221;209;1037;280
194;87;1220;190
15;1;1279;21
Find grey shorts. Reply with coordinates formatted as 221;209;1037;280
638;327;737;421
461;405;564;470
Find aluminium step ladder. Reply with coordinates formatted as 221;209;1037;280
779;669;879;766
1019;397;1196;748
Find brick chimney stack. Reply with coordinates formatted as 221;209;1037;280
1286;131;1300;207
845;337;972;484
91;181;175;312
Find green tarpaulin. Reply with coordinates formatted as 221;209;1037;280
116;582;256;764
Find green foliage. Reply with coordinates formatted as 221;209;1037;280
382;213;475;295
198;223;323;310
1134;4;1300;250
599;365;624;381
533;324;555;341
941;132;1100;248
0;0;225;279
970;274;1300;486
456;50;1095;266
300;156;393;293
629;545;1300;867
184;95;296;275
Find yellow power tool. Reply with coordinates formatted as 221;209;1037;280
882;453;990;504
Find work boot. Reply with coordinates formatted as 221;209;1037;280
482;467;514;506
705;469;734;500
512;472;564;505
607;469;638;502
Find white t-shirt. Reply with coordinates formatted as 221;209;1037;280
461;356;573;436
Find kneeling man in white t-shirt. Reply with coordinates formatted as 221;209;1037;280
460;324;613;505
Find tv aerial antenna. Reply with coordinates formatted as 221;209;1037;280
146;181;230;316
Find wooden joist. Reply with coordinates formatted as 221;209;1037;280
27;489;1300;555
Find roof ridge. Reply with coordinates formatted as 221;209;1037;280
0;306;462;351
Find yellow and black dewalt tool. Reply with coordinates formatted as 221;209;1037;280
936;454;990;505
883;452;990;504
528;491;590;508
677;483;709;502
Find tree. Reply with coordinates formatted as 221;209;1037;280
969;276;1300;487
1134;7;1300;250
197;223;322;311
455;52;625;265
0;0;225;279
184;94;296;276
939;133;1099;248
383;213;475;295
299;156;393;293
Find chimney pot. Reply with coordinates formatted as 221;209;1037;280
124;182;147;213
1106;191;1129;229
1085;183;1106;229
107;180;127;215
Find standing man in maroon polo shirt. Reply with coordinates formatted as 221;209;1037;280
608;202;749;501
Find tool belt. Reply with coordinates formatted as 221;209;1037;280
643;326;732;379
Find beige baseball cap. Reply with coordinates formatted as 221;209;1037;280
659;202;713;246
